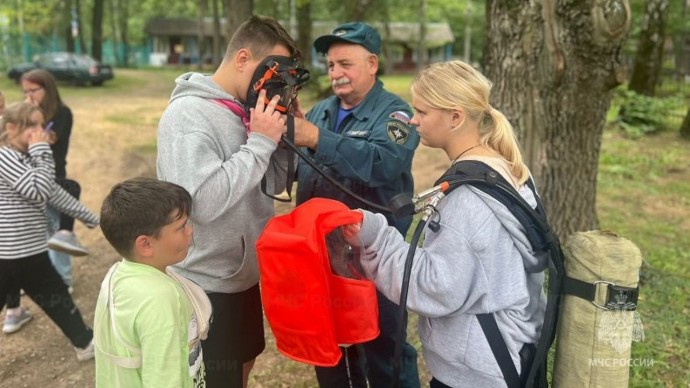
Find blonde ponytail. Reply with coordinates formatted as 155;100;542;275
480;107;530;184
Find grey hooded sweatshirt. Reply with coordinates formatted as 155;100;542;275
356;159;547;387
157;72;289;293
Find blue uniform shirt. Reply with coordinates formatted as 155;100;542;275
296;80;420;234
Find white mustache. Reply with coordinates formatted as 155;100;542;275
331;77;351;87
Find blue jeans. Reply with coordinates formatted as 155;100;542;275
47;206;71;287
314;291;421;388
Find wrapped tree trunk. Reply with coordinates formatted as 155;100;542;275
484;0;631;239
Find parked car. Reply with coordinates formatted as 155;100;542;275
7;52;114;86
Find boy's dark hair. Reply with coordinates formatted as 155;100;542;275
225;15;301;60
100;177;192;258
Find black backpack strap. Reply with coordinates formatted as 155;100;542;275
439;160;564;388
477;313;521;388
261;115;296;202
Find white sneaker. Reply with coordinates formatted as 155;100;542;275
75;339;94;361
48;230;89;256
3;308;33;334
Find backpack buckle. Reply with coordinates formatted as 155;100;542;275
592;280;639;311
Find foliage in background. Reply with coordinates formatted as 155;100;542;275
615;88;687;138
0;0;486;69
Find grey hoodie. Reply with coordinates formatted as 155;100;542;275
357;162;547;387
157;72;289;293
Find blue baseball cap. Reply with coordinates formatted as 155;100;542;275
313;22;381;55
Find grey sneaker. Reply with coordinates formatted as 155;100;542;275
75;339;94;362
48;230;89;256
3;308;33;334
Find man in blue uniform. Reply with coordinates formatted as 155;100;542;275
293;22;421;388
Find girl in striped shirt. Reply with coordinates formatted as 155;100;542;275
0;102;99;361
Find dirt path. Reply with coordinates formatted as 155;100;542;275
0;69;444;387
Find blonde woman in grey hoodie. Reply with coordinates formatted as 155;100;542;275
345;61;547;387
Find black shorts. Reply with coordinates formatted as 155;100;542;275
203;284;265;363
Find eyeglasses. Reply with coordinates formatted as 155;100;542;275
23;87;43;95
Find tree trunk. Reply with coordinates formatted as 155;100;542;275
681;107;690;140
75;0;87;54
109;0;120;66
118;0;129;67
296;0;312;66
212;0;222;66
225;0;253;39
628;0;670;96
65;0;75;53
197;0;207;70
416;0;427;72
91;0;105;60
381;0;394;75
672;0;690;80
484;0;631;240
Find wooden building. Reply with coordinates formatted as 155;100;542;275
144;18;455;69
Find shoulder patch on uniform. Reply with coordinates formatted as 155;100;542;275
387;120;411;145
389;111;411;124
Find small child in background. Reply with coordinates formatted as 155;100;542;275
0;101;99;359
95;177;211;388
0;89;31;335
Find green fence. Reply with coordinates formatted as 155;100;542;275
1;32;149;70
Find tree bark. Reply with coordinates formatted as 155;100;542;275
91;0;105;60
225;0;253;39
628;0;670;96
484;0;631;240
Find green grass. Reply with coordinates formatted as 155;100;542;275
597;125;690;386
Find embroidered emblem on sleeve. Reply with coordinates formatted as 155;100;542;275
387;111;412;144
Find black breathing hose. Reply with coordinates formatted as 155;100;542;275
391;217;428;388
279;133;392;213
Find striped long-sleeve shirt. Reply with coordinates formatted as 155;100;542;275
0;142;99;260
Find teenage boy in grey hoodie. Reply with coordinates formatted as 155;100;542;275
156;15;303;388
343;60;548;387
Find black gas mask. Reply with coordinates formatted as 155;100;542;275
246;55;310;115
